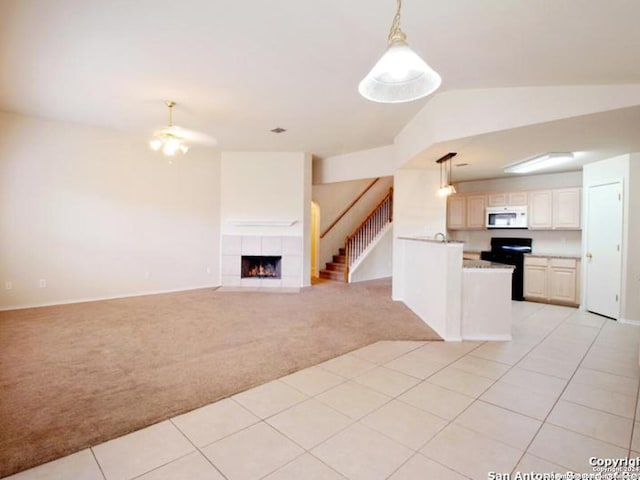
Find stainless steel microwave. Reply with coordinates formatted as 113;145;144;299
486;206;528;229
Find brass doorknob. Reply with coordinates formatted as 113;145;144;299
586;252;593;259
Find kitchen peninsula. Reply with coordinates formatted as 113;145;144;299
393;236;514;341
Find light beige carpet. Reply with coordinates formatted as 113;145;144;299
0;278;440;478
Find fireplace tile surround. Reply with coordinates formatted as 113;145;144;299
221;235;303;288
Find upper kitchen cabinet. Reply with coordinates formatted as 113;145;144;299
553;188;581;229
487;192;528;207
528;188;581;230
466;195;487;229
447;195;466;230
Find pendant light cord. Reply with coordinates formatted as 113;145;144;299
387;0;405;44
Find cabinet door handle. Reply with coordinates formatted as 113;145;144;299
586;252;593;259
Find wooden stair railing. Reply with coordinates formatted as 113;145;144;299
320;178;380;239
343;188;393;282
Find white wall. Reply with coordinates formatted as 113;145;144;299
349;225;393;283
0;111;221;310
394;85;640;170
313;176;393;270
313;145;395;184
391;168;445;299
450;171;583;256
219;152;312;287
454;171;582;194
582;154;640;322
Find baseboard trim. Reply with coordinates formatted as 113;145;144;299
619;317;640;326
0;284;222;312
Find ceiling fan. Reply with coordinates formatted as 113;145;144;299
149;101;217;156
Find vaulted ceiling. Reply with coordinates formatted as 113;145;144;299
2;0;640;177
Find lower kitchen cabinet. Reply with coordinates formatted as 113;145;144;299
524;256;580;306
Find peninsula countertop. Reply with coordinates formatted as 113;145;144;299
463;259;515;269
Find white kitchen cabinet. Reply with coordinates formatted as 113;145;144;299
466;195;487;229
523;257;548;301
529;188;581;230
524;256;580;306
553;188;581;229
447;195;466;230
487;192;528;207
528;190;554;229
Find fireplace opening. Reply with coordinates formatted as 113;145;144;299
241;256;282;279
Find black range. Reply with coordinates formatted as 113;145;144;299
480;237;532;301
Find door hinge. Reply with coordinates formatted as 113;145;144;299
619;193;622;201
616;294;619;302
617;244;620;252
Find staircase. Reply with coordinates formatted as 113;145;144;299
319;188;393;283
319;248;347;281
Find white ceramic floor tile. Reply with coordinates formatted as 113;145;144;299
388;454;468;480
528;424;628;473
561;381;636;419
514;454;568;474
384;350;448;380
468;342;532;365
92;421;194;480
312;423;413;480
136;452;224;480
480;381;558;420
517;354;579;380
454;400;541;450
427;367;495;398
279;366;345;396
232;380;308;419
421;424;523;480
266;398;352;449
172;398;259;447
4;449;103;480
449;355;511;380
500;367;567;397
398;382;475;420
407;341;482;365
352;366;420;397
201;422;304;480
318;354;377;379
547;400;632;448
350;341;426;364
549;323;600;344
572;367;639;397
360;399;448;450
263;453;345;480
564;310;606;328
582;346;640;379
316;381;391;419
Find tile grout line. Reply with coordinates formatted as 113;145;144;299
89;448;108;480
509;311;613;474
167;418;230;480
627;367;640;456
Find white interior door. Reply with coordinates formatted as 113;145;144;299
585;182;623;319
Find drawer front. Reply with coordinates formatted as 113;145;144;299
550;258;577;269
524;256;548;267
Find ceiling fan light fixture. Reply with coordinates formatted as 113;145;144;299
359;0;441;103
149;101;189;157
504;152;575;174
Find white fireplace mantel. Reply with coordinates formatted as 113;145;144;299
227;220;297;227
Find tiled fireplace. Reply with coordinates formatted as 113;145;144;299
221;235;302;288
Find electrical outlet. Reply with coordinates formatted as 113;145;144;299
5;281;12;290
39;279;47;288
